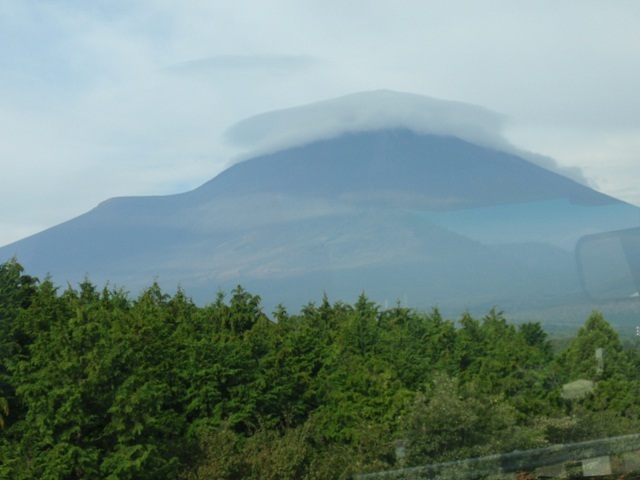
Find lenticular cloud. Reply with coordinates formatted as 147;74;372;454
226;89;510;155
224;90;588;185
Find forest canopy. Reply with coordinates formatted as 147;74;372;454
1;258;640;479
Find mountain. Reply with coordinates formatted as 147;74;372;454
2;126;639;321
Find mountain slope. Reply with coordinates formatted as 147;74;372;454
2;129;638;318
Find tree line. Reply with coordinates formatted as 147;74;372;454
1;258;640;479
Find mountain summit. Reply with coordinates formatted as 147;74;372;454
2;93;638;320
225;90;587;184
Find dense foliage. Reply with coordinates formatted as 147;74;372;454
1;259;640;479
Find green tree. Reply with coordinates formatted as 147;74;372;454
400;373;547;466
0;259;38;431
558;310;628;381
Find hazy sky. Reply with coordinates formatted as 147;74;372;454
2;1;640;247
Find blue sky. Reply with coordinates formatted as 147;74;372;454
1;1;640;246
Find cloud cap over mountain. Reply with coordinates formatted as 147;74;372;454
227;90;506;153
224;90;588;184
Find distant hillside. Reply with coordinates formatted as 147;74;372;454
2;129;639;321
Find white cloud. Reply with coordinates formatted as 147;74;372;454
225;90;588;184
164;54;317;75
226;90;506;151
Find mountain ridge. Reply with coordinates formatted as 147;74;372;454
2;128;638;321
